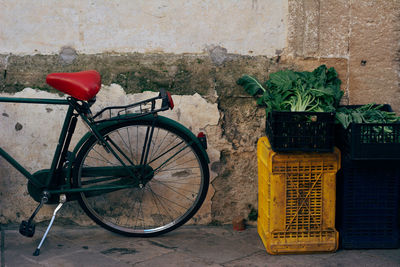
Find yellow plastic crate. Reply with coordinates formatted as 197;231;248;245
257;136;340;254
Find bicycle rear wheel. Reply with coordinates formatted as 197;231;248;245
73;117;209;237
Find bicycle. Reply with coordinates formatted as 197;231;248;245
0;70;210;256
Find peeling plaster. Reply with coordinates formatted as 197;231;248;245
0;85;225;224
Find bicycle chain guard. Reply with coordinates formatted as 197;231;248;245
27;170;60;204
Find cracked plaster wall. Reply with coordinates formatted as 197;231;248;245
0;0;399;225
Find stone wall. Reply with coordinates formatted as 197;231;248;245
0;0;399;225
288;0;400;111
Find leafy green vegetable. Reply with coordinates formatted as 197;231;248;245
336;103;400;129
237;75;267;96
336;104;400;144
237;65;343;116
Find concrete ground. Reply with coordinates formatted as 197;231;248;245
1;224;399;267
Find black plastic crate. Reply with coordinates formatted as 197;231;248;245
265;111;335;152
336;157;400;249
336;104;400;160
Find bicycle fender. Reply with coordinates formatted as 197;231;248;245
72;114;210;163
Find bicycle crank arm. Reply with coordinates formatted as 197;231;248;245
19;192;50;238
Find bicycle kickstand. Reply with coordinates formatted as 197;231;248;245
33;194;66;256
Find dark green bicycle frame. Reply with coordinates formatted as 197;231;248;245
0;96;140;196
0;95;209;198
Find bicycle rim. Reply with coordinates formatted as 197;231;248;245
73;119;209;236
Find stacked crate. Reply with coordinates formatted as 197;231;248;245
335;105;400;249
336;160;400;249
257;135;340;254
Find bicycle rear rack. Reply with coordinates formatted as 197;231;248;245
92;89;174;123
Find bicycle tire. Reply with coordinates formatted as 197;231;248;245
73;116;209;237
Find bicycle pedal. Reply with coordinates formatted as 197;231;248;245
19;220;35;237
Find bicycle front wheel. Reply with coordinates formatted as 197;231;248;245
73;117;209;237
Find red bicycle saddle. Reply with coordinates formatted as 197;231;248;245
46;70;101;101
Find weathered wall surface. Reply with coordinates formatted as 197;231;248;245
287;0;400;112
0;0;399;226
0;0;287;56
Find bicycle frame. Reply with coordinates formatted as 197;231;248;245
0;96;140;196
0;97;71;187
0;91;194;198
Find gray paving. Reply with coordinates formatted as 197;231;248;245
1;224;400;266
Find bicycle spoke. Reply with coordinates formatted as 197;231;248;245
154;134;181;159
152;144;192;174
106;136;135;166
144;185;189;211
115;129;136;165
125;127;135;164
157;166;200;174
149;132;180;164
152;148;194;175
130;189;142;229
88;148;120;166
147;140;185;165
148;186;167;226
148;127;160;164
147;185;175;225
151;179;200;197
133;189;144;229
148;129;171;162
152;178;201;186
155;158;199;173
